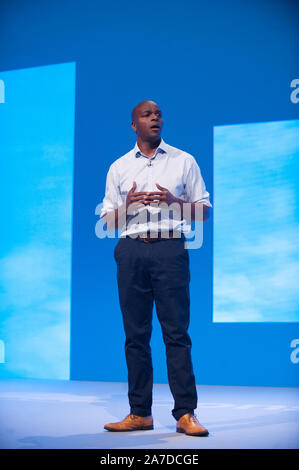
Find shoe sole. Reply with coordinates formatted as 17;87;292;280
177;427;209;436
104;425;154;432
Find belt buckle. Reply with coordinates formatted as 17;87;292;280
139;232;161;242
138;235;150;243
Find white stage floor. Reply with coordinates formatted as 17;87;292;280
0;379;298;449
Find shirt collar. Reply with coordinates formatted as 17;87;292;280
134;138;168;158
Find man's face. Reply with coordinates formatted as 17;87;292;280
131;101;163;141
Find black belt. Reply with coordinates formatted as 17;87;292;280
134;231;184;243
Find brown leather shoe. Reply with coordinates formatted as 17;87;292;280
104;414;154;432
176;413;209;436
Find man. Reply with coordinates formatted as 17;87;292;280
100;100;212;436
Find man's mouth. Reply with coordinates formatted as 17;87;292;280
150;125;160;129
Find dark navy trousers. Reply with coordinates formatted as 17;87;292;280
114;235;198;421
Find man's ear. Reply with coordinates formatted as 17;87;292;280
131;121;137;132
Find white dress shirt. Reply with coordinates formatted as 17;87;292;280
100;138;212;237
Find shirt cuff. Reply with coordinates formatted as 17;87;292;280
193;199;213;208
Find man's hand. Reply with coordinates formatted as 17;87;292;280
126;181;163;209
154;183;177;205
126;181;178;208
155;182;209;222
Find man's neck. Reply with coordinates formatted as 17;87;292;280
137;137;161;158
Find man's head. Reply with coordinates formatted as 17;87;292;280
131;100;163;142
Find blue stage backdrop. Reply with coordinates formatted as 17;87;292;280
0;0;298;386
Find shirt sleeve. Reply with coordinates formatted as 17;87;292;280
100;164;122;218
185;156;213;208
